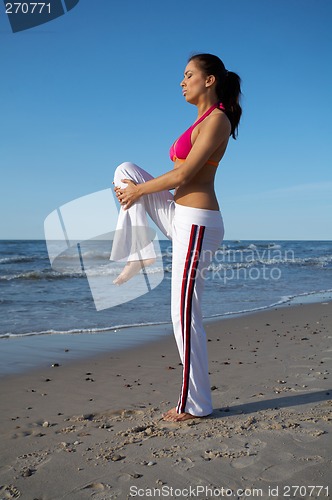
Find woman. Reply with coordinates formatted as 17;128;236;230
111;53;242;422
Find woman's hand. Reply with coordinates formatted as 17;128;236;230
114;179;142;210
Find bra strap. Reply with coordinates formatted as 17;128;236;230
193;102;225;127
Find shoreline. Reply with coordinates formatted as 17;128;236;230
1;289;331;377
0;300;331;498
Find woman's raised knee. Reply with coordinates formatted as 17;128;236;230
113;162;139;186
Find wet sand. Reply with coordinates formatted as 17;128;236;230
0;301;331;499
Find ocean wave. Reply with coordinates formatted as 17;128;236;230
0;255;38;264
215;243;284;255
50;248;168;261
0;320;171;339
291;256;332;268
268;243;282;249
204;288;332;320
208;262;256;272
282;288;332;303
0;270;84;281
1;252;331;282
217;244;258;253
0;263;169;281
211;254;332;269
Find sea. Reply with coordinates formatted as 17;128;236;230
1;239;331;374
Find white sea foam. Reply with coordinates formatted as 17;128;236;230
0;320;171;339
0;255;38;264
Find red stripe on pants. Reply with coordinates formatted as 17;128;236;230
177;225;205;413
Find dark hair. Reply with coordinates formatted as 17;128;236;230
189;53;242;139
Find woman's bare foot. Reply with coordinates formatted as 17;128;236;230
162;407;201;422
113;258;155;285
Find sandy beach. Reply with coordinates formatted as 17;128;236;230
0;301;331;499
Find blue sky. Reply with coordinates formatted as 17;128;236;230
1;0;331;240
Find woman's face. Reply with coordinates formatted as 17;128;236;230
180;60;208;104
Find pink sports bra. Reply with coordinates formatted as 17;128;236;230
169;102;225;166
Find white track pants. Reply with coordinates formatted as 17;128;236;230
111;162;224;416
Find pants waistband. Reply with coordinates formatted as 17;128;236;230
174;202;223;227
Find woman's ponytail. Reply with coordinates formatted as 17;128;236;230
221;70;242;139
189;53;242;139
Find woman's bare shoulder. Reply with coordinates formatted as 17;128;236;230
200;109;231;136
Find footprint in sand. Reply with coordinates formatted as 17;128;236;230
10;430;32;439
16;450;52;473
260;452;323;481
0;484;21;499
230;438;266;469
231;454;259;469
93;408;144;421
82;482;112;499
83;482;110;490
291;431;326;443
172;456;195;472
113;409;144;418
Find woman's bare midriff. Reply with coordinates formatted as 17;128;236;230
174;161;219;211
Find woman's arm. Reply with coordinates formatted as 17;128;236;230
116;112;230;209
